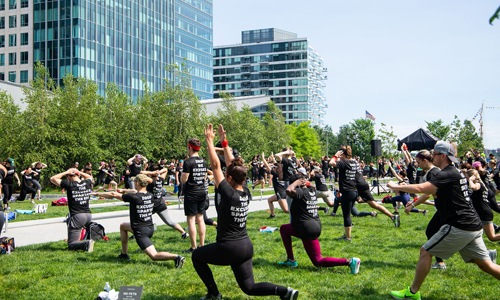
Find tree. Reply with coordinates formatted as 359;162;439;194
425;119;450;140
455;120;483;157
349;119;375;162
490;5;500;24
378;123;398;159
262;101;290;153
313;124;337;157
287;121;321;159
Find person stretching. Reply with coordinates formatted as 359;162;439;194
93;174;185;268
277;173;361;274
192;124;298;300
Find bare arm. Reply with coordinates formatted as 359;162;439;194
217;124;234;168
181;172;189;184
286;178;306;198
205;124;224;188
388;165;403;182
50;169;73;187
329;150;344;167
387;181;437;195
261;152;272;172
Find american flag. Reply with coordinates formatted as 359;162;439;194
365;110;376;121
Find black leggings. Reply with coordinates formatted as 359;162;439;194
0;211;4;234
192;237;288;297
17;185;37;201
425;211;443;263
2;183;14;207
340;190;358;227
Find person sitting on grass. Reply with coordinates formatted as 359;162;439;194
277;172;361;274
92;174;185;268
50;168;95;252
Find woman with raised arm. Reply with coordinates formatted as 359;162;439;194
192;124;298;300
387;165;427;215
93;174;185;268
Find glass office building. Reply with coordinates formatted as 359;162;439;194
0;0;213;100
213;28;327;126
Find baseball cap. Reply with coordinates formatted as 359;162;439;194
433;141;459;164
297;167;308;176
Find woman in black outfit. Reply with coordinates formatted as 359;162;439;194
329;146;359;241
192;124;298;300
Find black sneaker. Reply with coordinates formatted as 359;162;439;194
183;247;196;254
280;287;299;300
494;224;500;234
200;293;222;300
268;214;276;218
324;207;330;214
181;232;189;239
117;253;131;260
175;255;186;268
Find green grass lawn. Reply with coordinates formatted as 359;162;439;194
1;202;499;300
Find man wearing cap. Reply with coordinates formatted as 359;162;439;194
181;138;208;253
387;141;500;300
127;154;148;189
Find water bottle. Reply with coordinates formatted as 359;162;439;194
103;282;111;292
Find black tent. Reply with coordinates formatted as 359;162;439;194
397;128;439;151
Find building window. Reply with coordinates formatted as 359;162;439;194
8;71;16;82
0;54;4;66
21;32;28;45
21;14;28;27
0;72;4;80
0;0;4;10
9;15;16;28
0;35;4;47
20;51;27;64
8;52;16;65
0;17;4;29
20;0;26;8
8;34;16;47
20;70;28;83
8;0;15;9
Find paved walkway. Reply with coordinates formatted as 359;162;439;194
4;197;272;247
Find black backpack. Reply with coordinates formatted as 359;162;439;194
85;222;106;241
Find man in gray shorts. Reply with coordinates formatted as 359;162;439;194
387;141;500;300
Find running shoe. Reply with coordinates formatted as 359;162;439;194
175;255;186;268
181;232;189;239
268;214;276;219
489;249;497;264
390;287;421;300
392;212;401;228
349;257;361;274
117;253;131;260
422;210;428;216
330;212;337;216
182;247;196;254
431;262;446;269
277;259;298;268
337;234;352;242
324;207;330;214
494;224;500;234
280;287;299;300
370;211;378;217
200;293;222;300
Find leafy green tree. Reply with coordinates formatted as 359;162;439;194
262;101;290;153
287;121;321;159
425;119;450;140
456;120;483;157
378;123;398;159
0;91;22;160
349;119;375;162
313;124;337;157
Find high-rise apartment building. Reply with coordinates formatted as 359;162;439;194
213;28;327;126
0;0;213;100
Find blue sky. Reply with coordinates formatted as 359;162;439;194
213;0;500;149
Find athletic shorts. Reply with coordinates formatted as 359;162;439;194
357;184;374;201
132;225;154;250
423;224;490;262
184;197;206;216
275;189;286;200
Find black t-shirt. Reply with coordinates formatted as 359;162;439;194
290;186;321;240
175;165;183;184
271;168;286;195
422;166;440;182
22;172;34;188
492;168;500;189
129;160;144;176
122;192;154;229
33;167;42;181
215;180;251;242
3;166;15;184
337;159;358;193
281;157;296;182
470;183;491;221
311;173;328;191
60;179;93;216
406;162;417;184
147;177;167;212
182;156;208;200
429;165;482;231
321;159;330;175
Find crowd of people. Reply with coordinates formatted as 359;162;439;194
1;131;500;299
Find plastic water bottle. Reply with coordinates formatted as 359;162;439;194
103;282;111;292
